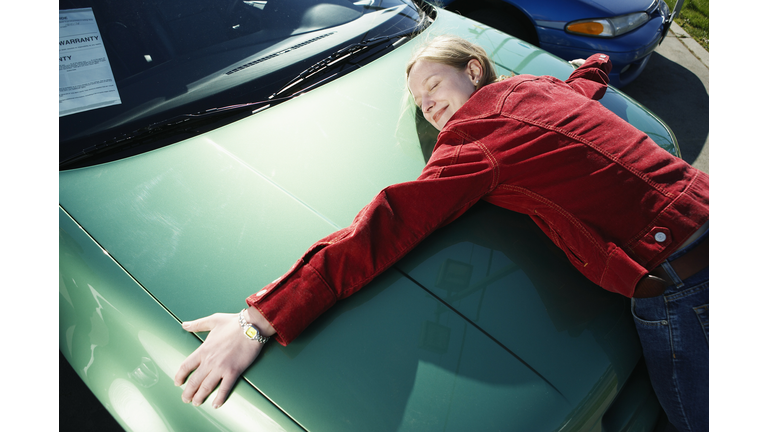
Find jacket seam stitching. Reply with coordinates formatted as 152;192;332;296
625;169;701;252
497;184;606;259
503;112;673;197
599;247;618;288
325;182;489;300
448;130;500;190
305;262;340;300
445;77;535;131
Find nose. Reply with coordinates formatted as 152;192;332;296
421;96;434;114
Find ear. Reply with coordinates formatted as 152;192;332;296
466;59;483;83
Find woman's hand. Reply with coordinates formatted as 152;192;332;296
174;307;276;409
569;58;586;68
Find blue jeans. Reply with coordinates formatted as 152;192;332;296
631;231;709;432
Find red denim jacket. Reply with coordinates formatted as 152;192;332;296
248;54;709;346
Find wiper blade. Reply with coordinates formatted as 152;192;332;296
61;26;421;169
59;98;286;169
269;30;414;99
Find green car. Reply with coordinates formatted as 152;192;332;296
60;0;678;430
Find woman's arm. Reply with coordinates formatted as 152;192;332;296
174;134;497;407
565;53;612;100
249;138;498;345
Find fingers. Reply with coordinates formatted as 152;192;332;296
181;314;215;333
180;367;237;409
212;374;239;409
187;368;222;407
177;357;240;408
180;365;207;404
174;316;213;390
174;347;200;387
174;312;263;409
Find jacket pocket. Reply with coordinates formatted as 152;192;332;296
547;226;588;268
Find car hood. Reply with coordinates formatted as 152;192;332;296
60;10;668;431
521;0;661;22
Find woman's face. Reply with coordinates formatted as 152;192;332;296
407;59;481;131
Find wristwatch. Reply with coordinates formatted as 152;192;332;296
238;308;270;344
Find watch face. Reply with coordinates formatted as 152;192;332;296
245;325;259;339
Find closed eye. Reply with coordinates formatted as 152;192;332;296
414;79;439;110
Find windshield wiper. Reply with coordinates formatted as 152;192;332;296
59;98;287;169
58;31;410;170
61;21;426;169
269;29;414;99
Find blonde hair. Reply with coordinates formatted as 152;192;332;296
405;35;498;89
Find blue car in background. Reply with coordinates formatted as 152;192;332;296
440;0;684;87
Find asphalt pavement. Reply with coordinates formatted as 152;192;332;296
622;22;710;174
59;22;710;432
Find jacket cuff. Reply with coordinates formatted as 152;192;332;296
599;246;648;298
246;263;337;346
565;53;612;100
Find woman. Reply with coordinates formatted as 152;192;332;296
175;35;708;431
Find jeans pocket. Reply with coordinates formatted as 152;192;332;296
693;303;709;345
630;298;668;327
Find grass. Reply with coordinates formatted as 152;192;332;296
664;0;709;51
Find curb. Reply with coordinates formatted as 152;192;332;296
669;21;708;69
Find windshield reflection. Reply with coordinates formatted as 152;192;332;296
59;0;426;166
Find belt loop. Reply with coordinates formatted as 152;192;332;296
660;260;685;288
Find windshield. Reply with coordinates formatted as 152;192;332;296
59;0;428;167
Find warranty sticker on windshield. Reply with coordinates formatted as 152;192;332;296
59;8;121;117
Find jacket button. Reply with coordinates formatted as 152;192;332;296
654;232;667;243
